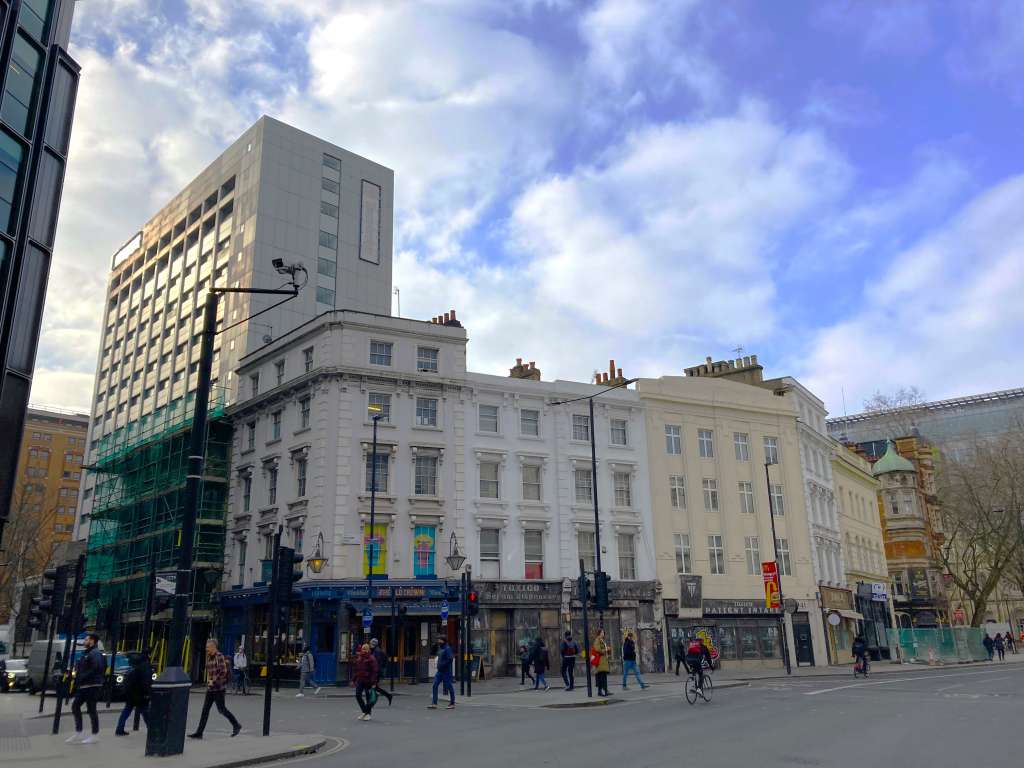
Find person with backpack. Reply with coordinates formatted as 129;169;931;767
296;646;320;697
115;651;152;736
685;634;713;692
994;633;1005;661
369;638;393;705
621;631;648;690
66;633;105;744
518;643;535;687
532;638;550;691
983;633;995;661
559;631;579;691
352;644;379;721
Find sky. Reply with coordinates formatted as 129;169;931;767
30;0;1024;418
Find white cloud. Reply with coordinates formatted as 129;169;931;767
801;175;1024;412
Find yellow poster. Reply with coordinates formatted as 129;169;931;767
362;523;388;576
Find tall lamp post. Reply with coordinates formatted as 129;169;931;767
764;458;792;676
146;261;306;756
550;377;637;627
445;532;467;694
365;404;385;634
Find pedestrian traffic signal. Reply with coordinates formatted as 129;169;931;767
593;571;610;611
27;596;44;629
467;590;479;617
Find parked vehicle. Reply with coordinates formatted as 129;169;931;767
4;659;28;691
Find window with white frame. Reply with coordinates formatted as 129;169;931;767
763;436;780;465
416;397;438;427
520;408;540;436
617;533;636;579
242;475;251;512
578;531;597;572
480;528;500;578
674;533;691;574
267;467;278;505
708;535;725;574
572;414;591;441
368;393;391;423
275;360;285;386
574;468;593;503
299;396;311;430
521;464;542;501
417;346;439;372
365;452;389;493
479;461;500;499
744;536;760;575
414;454;438;495
270;410;282;441
369;340;392;366
610;418;628;446
665;424;682;454
775;538;792;575
613;471;632;507
479;404;499;433
669;475;686;509
698;428;714;458
295;457;307;497
702;478;719;511
734;432;749;461
770;484;785;516
738;481;755;514
524;529;544;579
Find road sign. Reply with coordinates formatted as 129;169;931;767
155;571;176;596
362;608;372;630
871;582;888;602
762;562;780;610
440;600;449;620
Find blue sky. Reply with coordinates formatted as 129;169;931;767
32;0;1024;416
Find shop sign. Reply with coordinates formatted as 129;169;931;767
678;575;702;610
819;586;853;611
908;569;931;600
479;581;562;605
609;581;658;601
762;562;780;610
871;582;889;602
703;598;781;617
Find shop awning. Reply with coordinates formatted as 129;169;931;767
837;609;864;621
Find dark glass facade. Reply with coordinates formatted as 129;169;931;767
0;0;79;545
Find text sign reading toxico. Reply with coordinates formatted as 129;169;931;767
762;562;780;610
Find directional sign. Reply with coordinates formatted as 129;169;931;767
440;600;449;620
362;608;373;630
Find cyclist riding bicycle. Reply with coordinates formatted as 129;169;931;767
684;635;713;691
852;634;869;675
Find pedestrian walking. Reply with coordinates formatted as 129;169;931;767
233;646;248;694
621;631;648;690
559;631;579;690
296;646;320;696
592;628;610;697
428;636;456;709
188;639;242;739
518;643;535;687
66;633;105;744
115;651;152;736
532;638;550;691
369;639;393;705
352;644;379;721
983;633;995;661
674;637;687;675
994;633;1005;661
1007;633;1017;655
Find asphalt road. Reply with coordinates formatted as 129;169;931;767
18;665;1024;767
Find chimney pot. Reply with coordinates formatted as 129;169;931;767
617;368;623;378
449;309;456;320
751;354;758;365
529;361;535;368
516;358;523;365
443;312;451;323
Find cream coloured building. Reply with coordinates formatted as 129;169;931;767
638;366;826;670
832;441;893;660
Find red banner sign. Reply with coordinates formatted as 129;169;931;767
762;562;780;610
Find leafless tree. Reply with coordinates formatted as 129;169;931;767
0;483;56;626
862;386;927;439
935;434;1024;626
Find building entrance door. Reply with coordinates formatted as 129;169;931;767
793;613;815;666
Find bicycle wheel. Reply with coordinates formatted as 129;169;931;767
701;675;713;703
684;676;698;705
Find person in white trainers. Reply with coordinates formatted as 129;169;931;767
296;646;320;697
67;633;105;744
352;644;379;721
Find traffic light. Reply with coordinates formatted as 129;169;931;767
578;573;589;605
593;571;610;611
467;590;479;617
274;546;303;605
29;567;68;630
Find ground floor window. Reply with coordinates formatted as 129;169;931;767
715;618;780;661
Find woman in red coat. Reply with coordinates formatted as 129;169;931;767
352;644;379;721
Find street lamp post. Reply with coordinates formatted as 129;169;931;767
764;459;792;676
146;263;305;756
366;405;384;634
445;532;468;695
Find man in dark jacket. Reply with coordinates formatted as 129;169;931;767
115;651;152;735
674;637;687;675
532;638;550;691
559;631;579;691
852;635;869;674
428;637;455;709
621;632;648;690
67;633;105;744
369;638;393;705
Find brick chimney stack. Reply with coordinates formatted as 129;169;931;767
510;358;541;380
428;308;463;328
594;359;629;386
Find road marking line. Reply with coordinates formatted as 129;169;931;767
805;666;1024;696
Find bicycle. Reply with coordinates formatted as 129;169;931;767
684;668;713;704
853;656;870;678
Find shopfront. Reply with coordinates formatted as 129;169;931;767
218;579;462;686
702;598;784;668
820;586;860;665
855;582;894;660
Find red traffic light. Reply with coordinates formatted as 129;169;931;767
467;590;479;616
